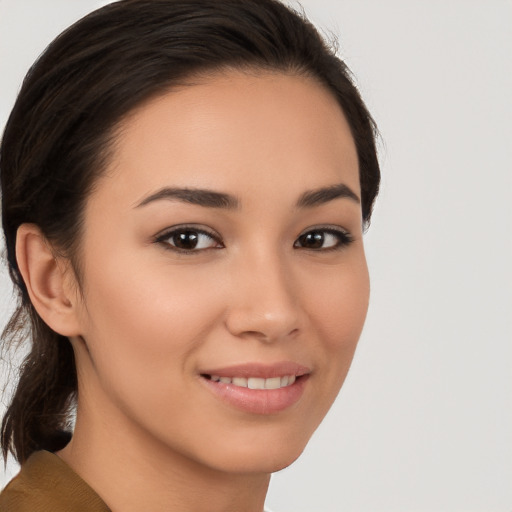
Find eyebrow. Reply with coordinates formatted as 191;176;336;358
135;187;240;209
135;182;360;210
296;183;360;208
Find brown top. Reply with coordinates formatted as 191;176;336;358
0;450;110;512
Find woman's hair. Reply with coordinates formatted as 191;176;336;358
0;0;380;464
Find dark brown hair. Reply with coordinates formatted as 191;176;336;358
0;0;380;463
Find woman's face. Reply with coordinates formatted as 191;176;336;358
70;70;369;474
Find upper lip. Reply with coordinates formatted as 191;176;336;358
200;361;311;379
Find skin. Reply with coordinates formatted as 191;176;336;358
17;70;369;512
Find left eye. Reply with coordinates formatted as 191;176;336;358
294;228;353;250
156;228;221;251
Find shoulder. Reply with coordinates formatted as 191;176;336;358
0;451;110;512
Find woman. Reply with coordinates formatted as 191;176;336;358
0;0;380;510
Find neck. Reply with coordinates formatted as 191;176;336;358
58;394;270;512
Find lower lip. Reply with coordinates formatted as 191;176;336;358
200;375;309;415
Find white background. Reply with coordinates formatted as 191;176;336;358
0;1;511;511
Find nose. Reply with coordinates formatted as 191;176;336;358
224;253;301;343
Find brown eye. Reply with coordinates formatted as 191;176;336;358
156;227;222;252
172;230;201;250
297;231;325;249
294;228;353;250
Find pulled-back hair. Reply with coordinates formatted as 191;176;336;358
0;0;380;463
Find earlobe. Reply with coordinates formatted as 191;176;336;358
16;223;82;337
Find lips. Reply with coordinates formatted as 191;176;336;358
199;362;310;414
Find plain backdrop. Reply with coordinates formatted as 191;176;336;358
0;1;511;511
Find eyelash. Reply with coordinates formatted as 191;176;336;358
294;226;354;251
154;225;223;253
154;225;354;254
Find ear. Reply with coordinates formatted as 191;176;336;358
15;223;82;337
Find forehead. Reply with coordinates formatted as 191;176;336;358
96;70;360;208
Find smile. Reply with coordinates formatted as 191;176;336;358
206;375;296;389
199;362;310;414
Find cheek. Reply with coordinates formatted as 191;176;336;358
306;255;370;349
77;257;225;388
302;254;370;405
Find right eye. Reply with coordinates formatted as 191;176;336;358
155;226;223;252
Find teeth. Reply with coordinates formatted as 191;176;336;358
265;377;282;389
248;377;265;389
208;374;298;389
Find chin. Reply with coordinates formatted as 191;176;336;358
250;444;305;473
206;446;305;475
189;424;314;475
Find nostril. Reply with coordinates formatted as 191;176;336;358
224;297;301;342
